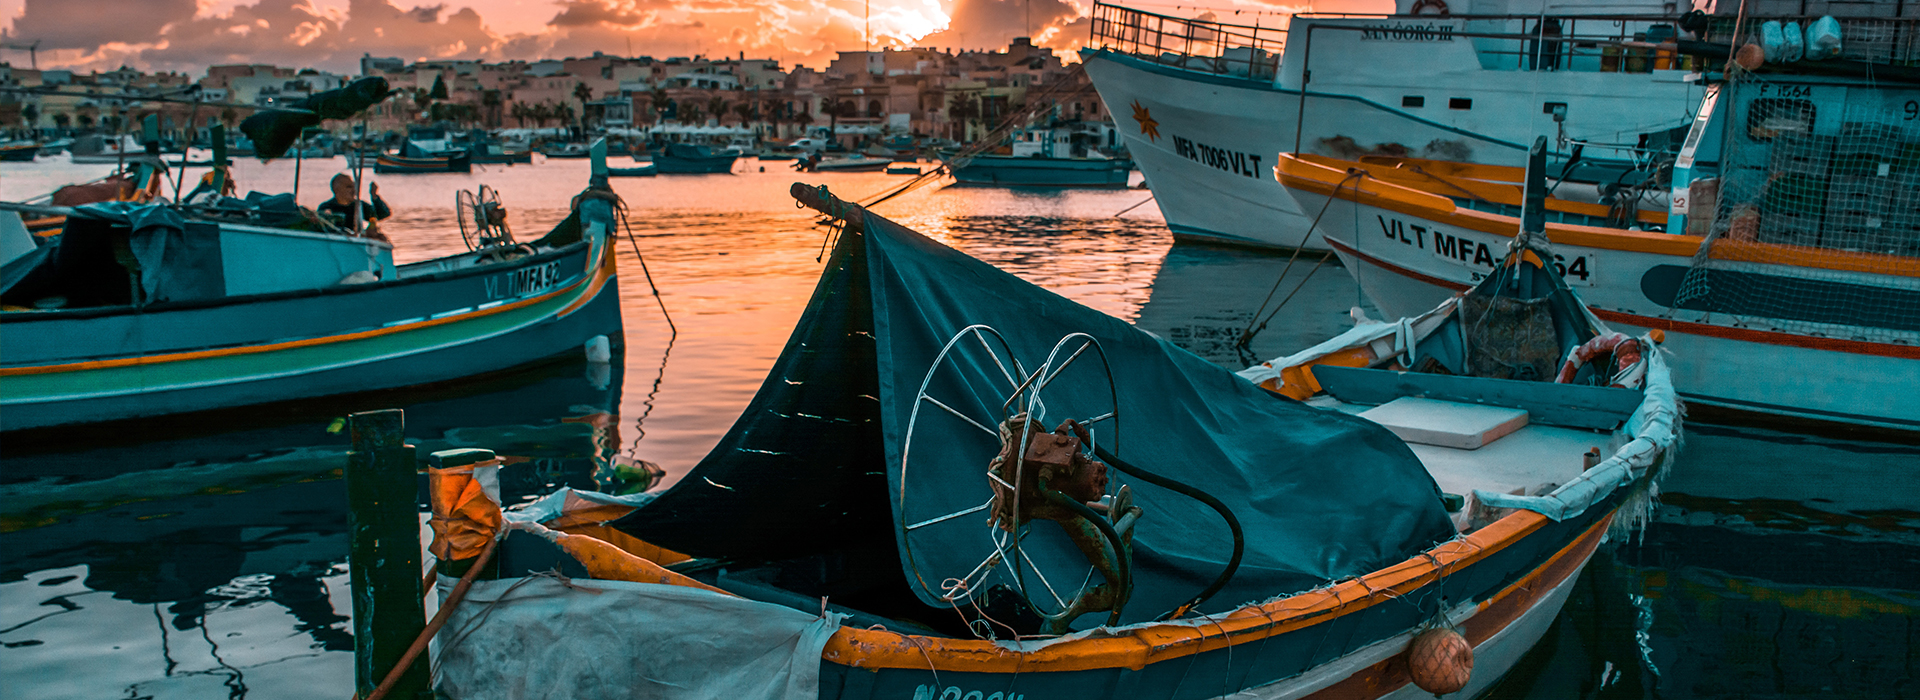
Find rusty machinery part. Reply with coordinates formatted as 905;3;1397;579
986;414;1140;634
899;326;1141;637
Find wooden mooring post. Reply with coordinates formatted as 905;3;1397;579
347;409;430;700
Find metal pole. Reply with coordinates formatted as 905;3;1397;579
346;409;429;700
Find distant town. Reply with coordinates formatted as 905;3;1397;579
0;39;1113;149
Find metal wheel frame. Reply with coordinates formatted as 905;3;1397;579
897;324;1123;631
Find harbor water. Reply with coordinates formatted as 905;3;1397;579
1;157;1914;698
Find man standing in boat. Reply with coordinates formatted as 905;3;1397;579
318;173;392;241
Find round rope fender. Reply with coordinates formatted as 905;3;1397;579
1407;627;1473;694
1409;0;1450;14
1555;332;1647;389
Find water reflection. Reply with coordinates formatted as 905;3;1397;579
3;159;1915;699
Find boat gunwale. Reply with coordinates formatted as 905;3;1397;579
1276;153;1920;280
0;243;613;378
0;237;593;324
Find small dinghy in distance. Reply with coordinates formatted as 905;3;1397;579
606;163;657;177
406;183;1677;700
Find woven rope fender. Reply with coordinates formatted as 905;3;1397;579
1407;627;1473;694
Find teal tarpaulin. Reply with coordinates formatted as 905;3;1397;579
614;208;1454;630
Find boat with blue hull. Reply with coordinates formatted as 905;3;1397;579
950;152;1134;187
0;172;624;432
651;143;741;174
389;183;1676;700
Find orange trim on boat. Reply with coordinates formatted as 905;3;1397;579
1311;154;1665;226
1590;308;1920;360
0;274;590;377
1324;237;1920;360
1279;155;1920;280
815;510;1569;673
555;240;618;318
1303;512;1613;698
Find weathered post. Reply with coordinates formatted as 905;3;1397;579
347;409;429;700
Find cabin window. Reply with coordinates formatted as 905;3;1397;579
1402;96;1425;108
1449;98;1472;110
1747;99;1815;141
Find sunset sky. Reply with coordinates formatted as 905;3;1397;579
0;0;1373;75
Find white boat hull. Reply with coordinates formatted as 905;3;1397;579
1287;184;1920;431
1081;36;1704;251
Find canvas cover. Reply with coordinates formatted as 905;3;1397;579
435;576;845;700
613;209;1454;628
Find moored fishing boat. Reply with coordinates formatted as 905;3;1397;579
606;163;657;177
946;121;1134;187
652;142;740;174
374;151;472;173
1;140;39;162
949;152;1134;187
0;149;626;432
802;155;893;172
1276;71;1920;433
1081;1;1766;249
363;183;1676;700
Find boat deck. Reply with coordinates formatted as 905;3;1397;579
1307;395;1615;508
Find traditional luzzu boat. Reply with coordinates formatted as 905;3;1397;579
945;123;1135;188
356;183;1677;700
0;144;626;432
651;142;742;174
374;149;473;173
1276;52;1920;431
606;162;658;177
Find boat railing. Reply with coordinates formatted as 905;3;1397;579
1089;2;1288;81
1094;3;1920;78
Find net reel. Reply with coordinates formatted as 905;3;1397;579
455;185;515;251
898;325;1140;637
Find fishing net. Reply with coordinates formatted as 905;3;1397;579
1669;70;1920;342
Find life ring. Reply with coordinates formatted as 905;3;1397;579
1554;332;1646;389
1409;0;1450;15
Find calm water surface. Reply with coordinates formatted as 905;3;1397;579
1;157;1914;699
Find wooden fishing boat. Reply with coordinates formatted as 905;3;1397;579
540;143;593;159
948;152;1135;187
652;143;740;174
606;163;657;177
1275;74;1920;431
0;159;624;432
804;156;894;172
374;151;472;173
0;141;39;162
387;184;1675;700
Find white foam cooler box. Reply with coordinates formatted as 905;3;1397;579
1358;397;1530;450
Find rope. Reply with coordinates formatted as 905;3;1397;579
1234;170;1362;350
1113;194;1155;218
356;532;500;700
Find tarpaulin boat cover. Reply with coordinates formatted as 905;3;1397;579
613;209;1454;627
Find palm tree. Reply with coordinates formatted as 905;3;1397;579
21;103;38;130
708;97;729;125
52;112;70;132
220;106;238;130
530;102;552;128
481;90;504;127
553;101;576;127
649;90;671;124
681;104;704;125
572;82;593;127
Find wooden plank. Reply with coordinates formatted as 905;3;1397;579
1312;365;1638;430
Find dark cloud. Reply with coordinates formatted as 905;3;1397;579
2;0;1099;73
5;0;196;49
549;0;654;27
